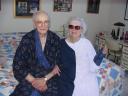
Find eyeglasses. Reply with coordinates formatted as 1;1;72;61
68;25;81;30
36;20;49;25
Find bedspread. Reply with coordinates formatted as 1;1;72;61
97;58;123;96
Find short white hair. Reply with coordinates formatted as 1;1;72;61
32;11;50;22
32;11;50;28
68;17;87;37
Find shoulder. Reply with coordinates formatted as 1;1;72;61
80;38;91;44
22;29;35;39
48;30;60;38
20;29;35;44
80;38;93;47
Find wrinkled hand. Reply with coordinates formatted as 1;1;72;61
51;65;61;76
32;78;47;92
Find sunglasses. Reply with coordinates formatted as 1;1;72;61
68;25;81;30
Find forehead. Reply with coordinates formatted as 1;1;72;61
70;20;81;26
35;14;49;22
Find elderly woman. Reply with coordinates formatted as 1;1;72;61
59;17;107;96
10;11;60;96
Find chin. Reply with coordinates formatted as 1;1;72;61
72;35;78;38
39;30;47;34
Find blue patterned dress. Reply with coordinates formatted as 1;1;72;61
10;29;61;96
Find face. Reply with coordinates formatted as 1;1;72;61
68;20;82;40
34;13;49;35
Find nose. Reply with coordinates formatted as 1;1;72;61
40;22;45;27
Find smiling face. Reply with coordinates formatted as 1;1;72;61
68;20;82;41
33;12;49;36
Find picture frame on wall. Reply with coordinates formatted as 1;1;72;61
53;0;72;12
14;0;40;18
87;0;100;14
124;0;128;20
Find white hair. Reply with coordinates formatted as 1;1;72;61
32;11;50;28
32;11;50;22
67;17;87;37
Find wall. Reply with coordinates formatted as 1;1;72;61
0;0;33;33
0;0;120;43
41;0;111;43
109;0;128;32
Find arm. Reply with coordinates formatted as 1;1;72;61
31;65;60;92
32;35;61;91
13;36;31;82
32;65;60;84
87;40;99;72
44;65;60;81
94;45;108;66
25;74;35;83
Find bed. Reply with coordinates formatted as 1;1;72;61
0;32;123;96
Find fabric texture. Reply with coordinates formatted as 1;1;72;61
94;48;106;66
31;90;41;96
10;29;61;96
35;31;50;69
31;31;51;96
65;38;99;96
58;39;76;96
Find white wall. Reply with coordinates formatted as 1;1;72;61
41;0;111;43
0;0;124;43
109;0;127;32
0;0;33;33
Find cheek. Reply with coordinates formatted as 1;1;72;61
70;30;81;36
77;31;81;35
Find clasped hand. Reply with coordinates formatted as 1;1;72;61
31;65;60;92
32;77;47;92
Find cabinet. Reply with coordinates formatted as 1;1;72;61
121;43;128;70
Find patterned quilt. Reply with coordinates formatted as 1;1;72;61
0;32;123;96
97;58;123;96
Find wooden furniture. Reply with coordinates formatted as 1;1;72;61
105;38;122;64
120;43;128;71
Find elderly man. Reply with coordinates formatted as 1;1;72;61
10;11;60;96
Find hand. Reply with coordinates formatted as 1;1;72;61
99;44;108;55
32;78;47;92
99;43;105;49
25;74;35;83
102;45;108;55
51;65;61;76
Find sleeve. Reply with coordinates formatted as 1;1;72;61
87;40;99;72
54;37;61;67
93;48;106;66
13;36;30;82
